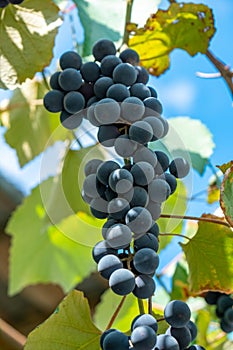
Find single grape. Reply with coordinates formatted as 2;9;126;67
100;329;117;349
60;110;83;129
80;61;100;82
147;86;158;98
81;189;92;204
131;314;158;333
86;103;101;126
113;63;137;86
166;326;192;349
49;71;62;90
143;116;164;140
204;291;222;305
133;248;159;275
154;151;170;175
114;135;138;158
102;329;129;350
130;83;151;100
63;91;85;114
106;83;130;102
59;51;82;70
162;173;177;195
130;186;149;208
98;254;123;279
133;275;156;299
119;48;140;65
102;218;118;239
97;124;121;147
143;97;163;114
121;96;145;122
224;307;233;325
109;268;135;295
220;317;233;333
164;300;191;328
43;90;64;113
90;197;108;219
125;206;152;235
134;233;159;252
84;159;103;176
92;240;117;263
108;198;130;220
148;178;171;203
131;325;157;350
146;200;161;221
109;168;134;194
129;120;153;144
58;68;82;91
97;160;120;185
131;161;154;186
0;0;9;8
135;66;149;84
94;76;113;99
169;158;190;178
104;187;117;202
106;223;132;249
155;334;179;350
186;320;198;341
100;55;122;76
78;82;95;103
92;39;117;62
133;147;158;167
94;98;121;124
147;222;160;237
83;173;101;198
216;294;233;314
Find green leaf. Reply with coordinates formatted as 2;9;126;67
171;261;190;301
75;0;124;57
0;0;62;89
6;178;98;296
152;311;169;334
129;2;215;76
217;161;233;174
158;181;187;250
94;289;139;333
24;290;101;350
164;117;215;175
220;165;233;227
207;185;220;204
0;80;68;167
196;309;210;347
181;214;233;295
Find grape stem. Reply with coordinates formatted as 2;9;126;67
160;214;230;228
159;232;191;241
105;295;127;330
148;297;153;315
137;298;145;314
157;317;165;322
0;318;26;349
122;0;135;46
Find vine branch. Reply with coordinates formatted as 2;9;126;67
160;214;230;227
137;298;145;315
205;49;233;99
159;232;191;241
106;295;127;330
122;0;135;46
0;318;26;350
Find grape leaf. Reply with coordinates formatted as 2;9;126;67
0;80;68;167
207;185;220;204
0;0;62;89
171;261;190;301
220;165;233;227
75;0;124;57
6;178;99;296
163;117;215;175
181;214;233;295
94;289;139;333
24;290;101;350
129;2;215;76
217;161;233;174
158;181;187;250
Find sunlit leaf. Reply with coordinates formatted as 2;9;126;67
129;2;215;76
24;290;101;350
0;0;62;89
0;79;68;167
181;214;233;295
6;178;98;296
220;165;233;227
171;261;190;301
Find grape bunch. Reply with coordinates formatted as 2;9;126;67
100;301;205;350
0;0;24;8
205;291;233;333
